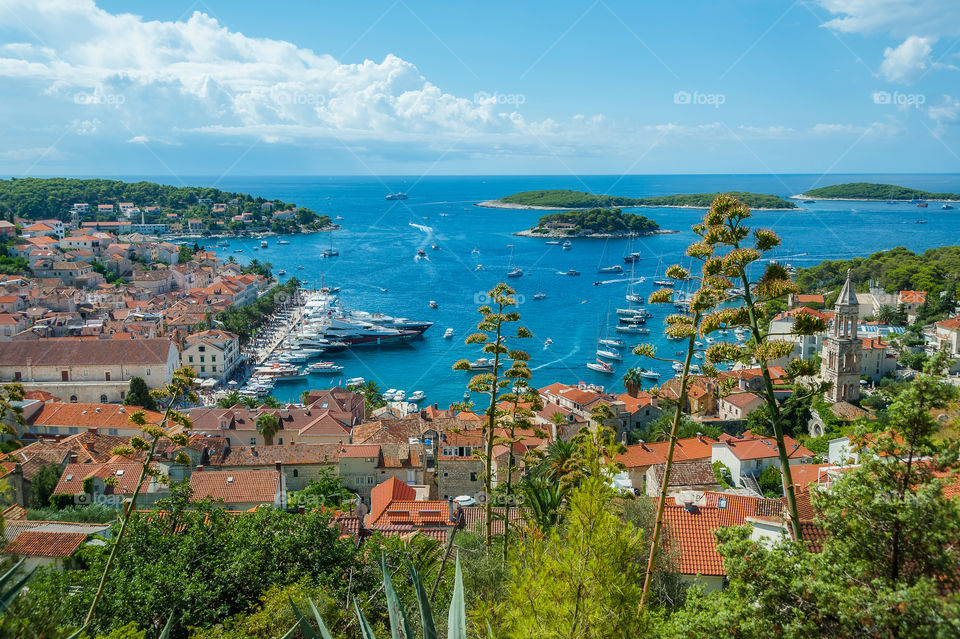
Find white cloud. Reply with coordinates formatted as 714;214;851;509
928;96;960;127
817;1;960;38
879;36;933;83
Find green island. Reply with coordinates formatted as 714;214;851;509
517;207;662;237
0;177;332;234
480;188;797;210
796;182;960;201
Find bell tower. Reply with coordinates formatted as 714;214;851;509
821;270;862;403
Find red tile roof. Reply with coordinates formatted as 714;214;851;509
189;469;280;504
338;444;381;458
717;432;812;461
661;504;725;576
616;436;716;468
4;530;88;557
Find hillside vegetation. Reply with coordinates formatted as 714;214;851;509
534;207;659;234
801;182;960;201
794;245;960;297
498;189;797;209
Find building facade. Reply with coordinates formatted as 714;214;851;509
820;270;863;403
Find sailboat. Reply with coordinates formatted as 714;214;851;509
533;275;546;300
625;260;645;304
596;239;623;273
586;358;615;374
652;260;674;287
506;244;523;278
595;309;623;361
321;230;338;258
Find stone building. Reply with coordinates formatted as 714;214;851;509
820;270;863;403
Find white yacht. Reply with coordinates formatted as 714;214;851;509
409;390;426;402
444;328;454;339
596;349;622;361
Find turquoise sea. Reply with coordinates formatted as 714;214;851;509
147;174;960;407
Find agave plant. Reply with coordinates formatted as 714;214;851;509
0;559;34;613
287;552;466;639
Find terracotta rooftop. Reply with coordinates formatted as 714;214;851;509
617;436;716;468
219;444;340;466
0;338;174;366
189;469;280;504
661;504;725;576
29;402;167;432
717;432;812;461
53;462;145;495
648;460;719;490
4;530;89;557
703;491;785;527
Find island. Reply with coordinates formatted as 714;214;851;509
479;189;797;211
515;207;667;238
0;177;333;236
792;182;960;202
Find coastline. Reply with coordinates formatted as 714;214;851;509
476;199;796;212
512;228;677;238
163;224;339;242
789;194;960;203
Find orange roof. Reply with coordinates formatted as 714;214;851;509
795;294;824;304
787;463;831;488
717;432;812;461
897;290;926;303
4;530;88;557
661;504;725;576
189;469;280;504
702;491;784;527
370;476;416;524
617;436;716;468
53;462;143;495
860;337;888;350
936;317;960;331
720;392;763;408
30;402;166;430
338;444;380;458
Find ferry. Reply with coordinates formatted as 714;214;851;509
385;192;408;200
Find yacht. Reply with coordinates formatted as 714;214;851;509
623;252;641;264
409;390;426;402
444;328;454;339
306;361;344;374
639;369;660;380
562;241;572;250
234;248;243;252
345;377;365;386
383;389;397;400
625;293;645;304
321;249;338;258
599;338;623;348
545;240;561;245
277;239;290;245
586;359;615;374
672;362;684;372
507;267;524;278
335;215;344;220
385;192;408;200
615;324;650;334
598;265;623;274
942;204;955;210
260;240;268;248
253;363;307;380
596;349;622;361
653;279;674;287
394;390;406;401
619;315;646;325
277;269;286;276
467;358;499;371
566;269;580;276
534;291;547;300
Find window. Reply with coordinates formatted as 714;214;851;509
105;372;111;381
277;437;282;445
367;476;375;485
469;472;478;482
249;438;256;445
212;366;217;372
199;345;206;352
69;395;77;403
146;369;151;376
200;366;205;372
292;468;298;477
188;356;194;363
108;429;119;436
211;355;216;362
68;427;78;434
13;372;20;381
100;394;108;403
443;472;449;478
200;356;205;363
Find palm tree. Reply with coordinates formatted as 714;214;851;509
519;471;568;532
356;380;385;417
877;304;897;325
255;412;280;446
543;439;578;483
216;390;241;408
622;367;645;397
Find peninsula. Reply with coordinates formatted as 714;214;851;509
479;189;797;211
0;177;332;236
791;182;960;202
514;207;668;238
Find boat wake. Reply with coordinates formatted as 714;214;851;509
530;347;579;371
408;222;433;233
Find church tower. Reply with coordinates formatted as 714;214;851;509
821;269;862;403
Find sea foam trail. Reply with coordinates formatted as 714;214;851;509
530;347;579;371
408;222;433;232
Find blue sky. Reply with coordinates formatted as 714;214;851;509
0;0;958;177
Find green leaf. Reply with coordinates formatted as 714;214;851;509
158;612;174;639
354;599;379;639
0;566;35;613
381;552;411;639
308;597;335;639
447;555;466;639
405;558;437;639
64;626;87;639
289;596;318;639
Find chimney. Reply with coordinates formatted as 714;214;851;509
70;453;78;463
84;442;95;452
447;498;455;522
275;461;282;473
87;428;97;434
195;465;203;472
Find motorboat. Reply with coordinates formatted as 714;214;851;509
942;204;955;210
544;338;553;346
597;349;622;361
253;363;307;380
394;390;406;401
623;252;641;263
277;239;290;245
467;358;499;371
653;279;674;287
566;269;580;276
429;300;438;309
306;361;344;374
417;248;427;257
345;377;365;386
639;369;660;380
598;265;623;274
599;338;624;348
615;325;651;334
507;267;524;278
383;389;397;400
534;291;546;300
261;240;268;248
545;240;560;245
432;244;440;250
409;390;426;402
586;359;615;374
386;192;408;200
444;328;454;339
562;241;572;250
277;269;286;276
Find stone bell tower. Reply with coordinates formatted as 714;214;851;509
821;269;862;403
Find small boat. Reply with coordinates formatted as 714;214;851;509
383;389;397;400
534;291;546;300
429;300;438;309
386;192;408;200
321;248;338;257
672;362;683;372
277;269;286;276
598;265;623;274
915;220;928;224
260;240;268;248
439;213;449;217
545;240;561;245
252;247;259;251
444;328;454;339
623;252;641;263
416;248;427;257
234;248;243;252
297;266;304;270
625;293;645;304
586;359;615;374
597;349;622;361
277;240;290;245
345;377;365;386
566;269;580;276
471;248;480;254
507;267;523;278
409;390;426;402
639;369;660;380
306;361;344;374
653;279;674;287
335;215;344;220
942;204;955;210
475;264;483;271
544;338;553;346
599;338;623;348
394;390;406;401
615;325;651;334
562;241;572;250
467;358;498;371
432;244;439;250
917;202;928;208
803;200;816;204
